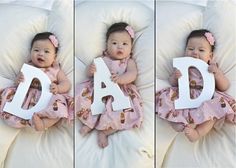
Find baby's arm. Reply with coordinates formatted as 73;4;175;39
86;63;96;78
214;70;230;91
208;61;230;91
50;70;71;94
15;72;24;85
111;59;137;85
168;68;182;87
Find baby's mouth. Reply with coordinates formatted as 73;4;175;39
117;51;123;55
37;58;44;63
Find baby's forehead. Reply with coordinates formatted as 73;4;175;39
187;37;209;46
108;31;131;40
32;39;54;47
188;36;205;41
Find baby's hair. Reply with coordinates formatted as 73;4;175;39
30;32;59;54
106;22;134;42
186;29;215;52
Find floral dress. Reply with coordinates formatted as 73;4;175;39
156;67;236;126
76;56;143;130
0;62;74;128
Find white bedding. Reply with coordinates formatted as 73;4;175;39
75;1;154;168
0;0;55;10
0;0;73;168
156;0;236;167
4;0;233;167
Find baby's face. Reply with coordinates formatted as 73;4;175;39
106;31;132;60
185;36;213;63
30;39;56;68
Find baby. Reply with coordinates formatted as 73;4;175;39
0;32;73;131
156;29;236;142
76;22;143;148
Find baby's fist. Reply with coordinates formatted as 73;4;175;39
208;60;218;74
50;83;59;94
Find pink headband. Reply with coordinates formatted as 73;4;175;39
49;35;59;48
204;32;215;46
125;25;135;38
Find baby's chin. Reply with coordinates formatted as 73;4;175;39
33;62;51;68
110;54;129;60
185;55;211;63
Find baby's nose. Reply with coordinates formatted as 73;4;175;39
38;51;44;55
118;44;123;48
192;51;198;57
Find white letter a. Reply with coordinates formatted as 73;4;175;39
91;58;131;115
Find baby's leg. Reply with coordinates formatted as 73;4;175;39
184;119;216;142
169;122;185;132
79;125;93;136
97;129;117;148
32;113;60;131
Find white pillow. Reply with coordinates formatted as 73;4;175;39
0;0;54;10
157;0;208;7
75;58;86;84
0;5;47;82
134;21;154;88
156;2;203;80
76;0;154;11
203;0;236;84
47;0;73;76
75;1;153;65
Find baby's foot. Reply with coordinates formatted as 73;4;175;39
32;114;44;131
184;125;200;142
79;125;92;136
97;131;108;148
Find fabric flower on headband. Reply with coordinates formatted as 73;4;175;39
125;26;135;38
49;35;59;48
204;32;215;46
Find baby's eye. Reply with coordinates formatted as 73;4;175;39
45;50;50;53
112;42;117;45
188;48;193;51
34;49;39;52
199;49;204;52
123;43;128;45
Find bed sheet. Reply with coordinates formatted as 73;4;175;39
0;0;73;168
75;1;154;168
0;0;55;10
156;0;236;167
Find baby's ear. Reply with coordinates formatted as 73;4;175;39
103;50;108;56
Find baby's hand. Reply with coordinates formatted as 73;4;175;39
88;63;96;76
208;60;219;74
172;68;182;79
15;72;24;84
111;73;120;83
50;83;59;94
